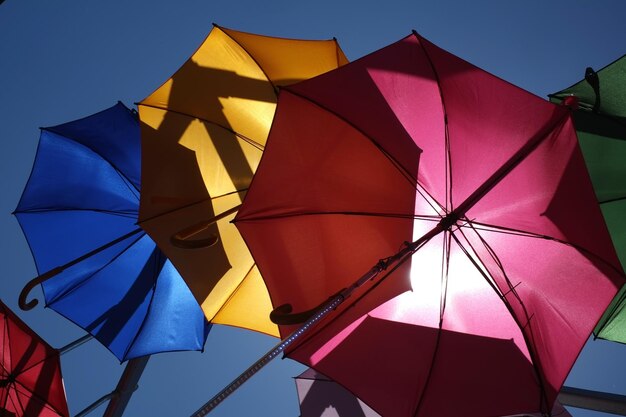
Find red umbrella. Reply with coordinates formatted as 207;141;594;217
0;300;68;417
233;32;625;417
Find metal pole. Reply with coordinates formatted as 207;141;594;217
559;386;626;416
57;334;92;355
189;224;441;417
103;356;150;417
73;356;149;417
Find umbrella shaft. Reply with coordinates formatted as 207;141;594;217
58;334;93;355
189;221;445;416
190;293;347;416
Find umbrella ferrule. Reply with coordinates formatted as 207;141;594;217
437;211;461;231
0;374;15;387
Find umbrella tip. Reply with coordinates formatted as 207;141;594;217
561;95;580;111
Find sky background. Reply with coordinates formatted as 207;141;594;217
1;1;626;417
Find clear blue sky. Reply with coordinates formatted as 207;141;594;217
1;1;626;416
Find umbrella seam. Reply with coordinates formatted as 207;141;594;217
411;31;454;213
11;379;66;417
216;24;279;97
137;103;265;152
234;210;431;223
43;120;141;196
454;224;551;413
209;263;256;322
465;221;626;278
410;230;453;417
45;232;145;311
281;88;420;192
121;247;162;361
14;207;137;218
138;189;248;226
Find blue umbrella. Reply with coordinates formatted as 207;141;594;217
14;102;210;362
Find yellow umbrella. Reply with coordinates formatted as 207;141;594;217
137;24;348;337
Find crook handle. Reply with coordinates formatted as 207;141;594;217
19;228;144;310
170;204;241;249
19;267;63;310
270;290;346;325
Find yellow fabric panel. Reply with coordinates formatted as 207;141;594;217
141;26;276;146
140;191;279;336
221;26;349;86
137;106;262;221
137;25;350;338
212;265;279;337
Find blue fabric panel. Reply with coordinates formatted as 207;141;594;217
14;210;137;274
45;102;141;189
14;103;209;361
16;130;139;215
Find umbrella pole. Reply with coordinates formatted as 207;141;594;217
74;356;149;417
188;224;441;417
57;334;92;355
559;386;626;416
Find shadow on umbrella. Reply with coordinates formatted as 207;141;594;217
1;300;69;417
138;61;278;299
296;369;377;417
83;247;167;349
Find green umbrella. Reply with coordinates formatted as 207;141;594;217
550;54;626;343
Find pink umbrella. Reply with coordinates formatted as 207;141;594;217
232;31;625;417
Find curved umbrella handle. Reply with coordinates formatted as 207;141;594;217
19;267;62;310
170;204;241;250
170;225;219;249
584;66;601;113
270;290;345;325
19;228;144;310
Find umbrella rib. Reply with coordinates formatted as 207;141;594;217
463;220;626;278
600;195;626;205
137;103;265;152
235;210;433;223
45;232;145;307
12;379;66;417
594;289;626;338
121;248;163;361
1;314;10;377
411;231;453;417
1;383;9;415
209;264;256;322
138;188;247;225
547;52;626;100
215;23;279;97
14;207;136;219
452;226;551;413
8;387;24;417
283;237;428;356
411;31;454;212
282;87;420;191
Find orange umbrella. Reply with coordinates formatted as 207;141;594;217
137;24;348;336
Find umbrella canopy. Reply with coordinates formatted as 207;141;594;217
0;300;68;417
295;369;572;417
14;102;210;362
549;54;626;344
137;24;348;337
295;368;380;417
234;32;625;417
